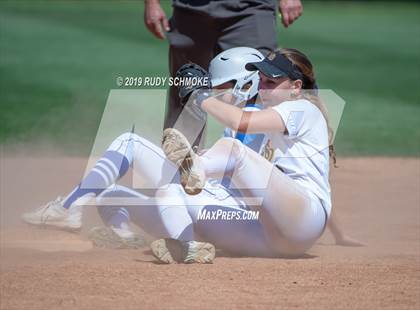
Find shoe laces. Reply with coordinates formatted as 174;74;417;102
179;155;193;175
34;196;63;213
180;154;204;184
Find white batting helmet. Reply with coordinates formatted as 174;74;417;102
209;47;264;105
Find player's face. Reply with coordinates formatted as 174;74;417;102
258;72;301;106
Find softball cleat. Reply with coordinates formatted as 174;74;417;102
150;238;182;264
88;224;146;249
21;196;82;231
150;238;215;264
182;240;215;264
162;128;206;195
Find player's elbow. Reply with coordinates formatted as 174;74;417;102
229;111;251;133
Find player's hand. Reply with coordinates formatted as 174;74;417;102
144;0;170;40
279;0;303;28
176;63;211;104
335;235;365;247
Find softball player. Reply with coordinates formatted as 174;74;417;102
90;47;268;251
22;47;271;262
160;47;333;261
22;47;353;263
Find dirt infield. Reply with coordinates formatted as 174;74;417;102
1;156;419;309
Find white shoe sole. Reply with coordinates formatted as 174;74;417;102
150;238;184;264
162;128;192;162
184;242;215;264
88;227;145;249
162;128;205;195
22;216;81;232
150;239;216;264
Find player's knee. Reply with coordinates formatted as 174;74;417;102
107;132;142;162
115;132;141;143
218;136;236;144
218;137;247;164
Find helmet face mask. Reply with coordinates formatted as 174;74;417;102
209;47;264;105
231;71;260;105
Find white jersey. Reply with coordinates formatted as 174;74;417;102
223;104;266;153
265;99;332;216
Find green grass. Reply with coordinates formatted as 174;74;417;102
0;1;419;156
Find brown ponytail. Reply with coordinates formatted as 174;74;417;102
269;48;337;167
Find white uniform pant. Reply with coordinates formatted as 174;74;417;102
100;132;327;256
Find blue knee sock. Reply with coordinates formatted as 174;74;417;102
62;151;130;209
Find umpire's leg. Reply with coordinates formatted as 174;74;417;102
165;8;217;148
215;1;278;56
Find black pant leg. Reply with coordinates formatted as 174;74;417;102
215;3;278;55
165;8;217;147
